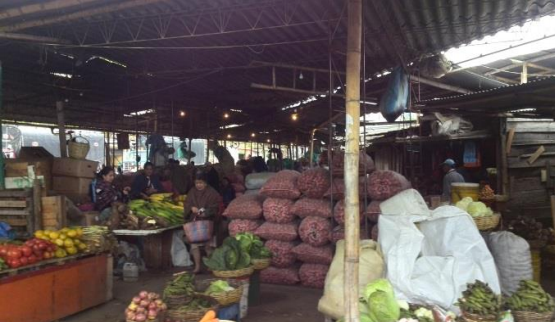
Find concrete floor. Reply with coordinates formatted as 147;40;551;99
61;269;325;322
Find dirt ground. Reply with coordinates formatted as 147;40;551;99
61;269;325;322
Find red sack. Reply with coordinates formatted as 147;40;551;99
255;222;298;242
299;216;331;247
324;151;375;176
292;198;333;218
265;240;297;268
232;183;246;193
291;243;333;265
330;225;345;243
260;170;301;200
228;219;262;237
333;200;363;225
223;194;264;219
263;198;296;224
298;168;331;199
299;263;329;288
367;170;411;201
260;266;299;285
365;200;381;223
324;178;368;200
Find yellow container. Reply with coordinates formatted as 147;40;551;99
532;250;541;283
451;183;480;203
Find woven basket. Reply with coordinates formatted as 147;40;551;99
462;310;498;322
251;258;271;270
195;278;243;306
164;293;194;309
473;213;501;231
166;295;218;322
68;136;90;160
212;266;254;278
513;311;554;322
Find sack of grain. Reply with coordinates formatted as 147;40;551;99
292;243;333;265
260;170;301;200
299;263;329;288
333;200;363;225
223;194;264;219
263;198;296;223
260;266;299;285
365;200;381;223
298;168;331;199
367;170;411;201
299;216;331;247
228;219;262;237
324;178;367;200
245;172;276;190
255;222;298;242
265;240;297;268
292;198;332;218
324;151;375;177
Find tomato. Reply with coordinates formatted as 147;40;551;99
7;249;22;260
9;259;21;268
21;246;32;257
28;255;37;264
47;246;55;252
32;244;42;254
37;241;47;251
0;246;7;257
19;257;29;266
24;240;34;247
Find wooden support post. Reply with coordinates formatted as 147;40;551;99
56;101;68;158
344;0;362;320
551;196;555;229
309;129;316;167
506;128;516;155
0;61;4;189
33;179;42;231
499;118;509;196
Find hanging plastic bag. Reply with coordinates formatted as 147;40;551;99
171;230;193;267
379;66;409;123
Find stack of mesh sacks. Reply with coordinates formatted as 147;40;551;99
257;169;334;288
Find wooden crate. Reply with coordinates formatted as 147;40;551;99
41;196;67;230
0;189;34;236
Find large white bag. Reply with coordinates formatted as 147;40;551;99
245;173;276;190
486;231;532;295
171;231;193;267
318;240;384;319
379;204;500;311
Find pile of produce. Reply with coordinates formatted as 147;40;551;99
507;216;552;247
299;216;331;247
202;237;252;271
223;194;264;220
292;198;332;218
265;240;296;268
299;263;328;288
263;198;295;223
297;168;331;199
255;222;298;242
0;238;58;269
125;291;167;322
81;226;118;254
34;227;87;257
259;170;302;200
203;280;235;296
480;185;495;200
456;197;494;218
367;170;411;201
457;280;501;316
228;219;261;237
399;304;456;322
127;194;184;229
235;232;272;260
506;280;555;313
163;273;195;302
353;279;401;322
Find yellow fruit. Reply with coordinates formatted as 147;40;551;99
64;239;74;248
34;230;44;237
66;246;77;255
61;228;69;233
77;243;88;251
76;228;83;238
43;230;53;236
34;232;45;239
67;230;77;238
59;234;67;240
55;239;64;247
49;232;60;240
55;249;67;258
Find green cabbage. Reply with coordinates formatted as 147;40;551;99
205;280;234;295
364;279;400;322
467;201;489;217
363;278;395;301
455;197;473;211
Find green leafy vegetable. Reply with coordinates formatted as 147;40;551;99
236;232;272;259
204;280;234;295
364;279;400;322
203;237;253;271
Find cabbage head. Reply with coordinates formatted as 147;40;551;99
367;290;400;322
467;201;488;217
455;197;473;211
363;279;395;301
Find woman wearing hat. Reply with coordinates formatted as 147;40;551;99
183;171;221;273
442;158;465;200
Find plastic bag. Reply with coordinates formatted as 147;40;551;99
228;219;262;237
379;66;409;123
367;170;411;201
378;204;500;311
171;230;193;267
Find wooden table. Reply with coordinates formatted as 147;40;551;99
114;225;181;269
0;253;113;322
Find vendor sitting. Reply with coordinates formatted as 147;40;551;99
130;162;164;200
95;166;130;221
184;171;221;273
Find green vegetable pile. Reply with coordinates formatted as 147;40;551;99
163;273;195;299
456;197;493;218
203;237;251;271
204;280;235;295
235;233;271;259
338;279;401;322
506;280;555;313
172;297;212;312
457;280;501;316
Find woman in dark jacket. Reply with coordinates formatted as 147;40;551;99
130;162;164;199
95;166;129;221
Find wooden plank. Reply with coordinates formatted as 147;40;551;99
508;156;555;169
0;200;27;208
41;196;67;230
0;218;27;226
0;190;31;198
508;189;550;207
506;128;516;155
509;121;555;133
509;144;555;157
511;176;545;192
33;181;42;231
527;145;546;165
551;196;555;232
0;209;31;216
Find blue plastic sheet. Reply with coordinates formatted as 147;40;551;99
379;67;409;123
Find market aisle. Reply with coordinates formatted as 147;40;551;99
61;270;323;322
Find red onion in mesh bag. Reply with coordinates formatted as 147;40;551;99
333;200;363;225
324;178;368;200
291;243;333;265
365;200;381;223
330;225;345;243
298;168;331;199
255;222;298;242
292;198;332;218
223;194;264;219
260;170;301;200
371;224;379;241
228;219;262;237
322;151;375;176
299;216;331;247
265;240;297;268
367;170;411;201
232;183;246;193
263;198;296;223
299;263;329;288
260;266;299;285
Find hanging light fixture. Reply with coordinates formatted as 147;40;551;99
299;71;304;80
291;111;298;121
179;111;186;117
227;134;232;139
223;112;230;119
267;139;271;143
251;133;256;138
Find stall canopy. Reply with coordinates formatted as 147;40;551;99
0;0;554;142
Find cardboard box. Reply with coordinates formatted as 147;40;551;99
5;158;52;191
52;158;99;179
5;176;45;189
41;196;67;231
53;176;92;194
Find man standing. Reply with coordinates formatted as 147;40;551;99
442;158;465;200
